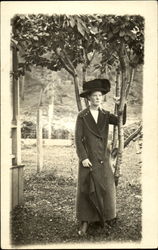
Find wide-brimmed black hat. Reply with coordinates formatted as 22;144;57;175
79;79;111;98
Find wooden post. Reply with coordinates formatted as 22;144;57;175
11;43;24;209
12;77;21;165
11;164;24;208
20;75;25;100
48;103;53;139
36;100;43;172
48;94;54;139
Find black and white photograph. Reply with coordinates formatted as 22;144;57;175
1;1;158;249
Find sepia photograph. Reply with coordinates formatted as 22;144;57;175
1;1;158;249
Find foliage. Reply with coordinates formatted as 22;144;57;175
12;14;144;111
12;14;144;76
95;15;144;73
11;14;99;76
92;15;144;179
12;14;103;110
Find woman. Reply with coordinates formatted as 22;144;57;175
75;79;126;236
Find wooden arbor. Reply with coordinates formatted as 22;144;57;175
10;40;24;209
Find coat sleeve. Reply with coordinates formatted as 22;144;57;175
75;115;88;162
109;104;127;125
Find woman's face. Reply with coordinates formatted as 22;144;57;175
88;91;103;106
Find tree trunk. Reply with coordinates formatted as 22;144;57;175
112;68;120;149
73;74;82;111
125;67;135;99
118;70;127;113
115;114;124;178
83;66;89;108
55;49;83;111
114;59;127;179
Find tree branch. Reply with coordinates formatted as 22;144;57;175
62;50;76;75
125;67;135;99
83;47;88;67
124;124;142;148
55;48;75;76
88;50;96;66
103;48;117;66
61;60;75;76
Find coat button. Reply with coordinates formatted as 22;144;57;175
100;160;104;164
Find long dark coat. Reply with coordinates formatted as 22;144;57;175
75;106;126;226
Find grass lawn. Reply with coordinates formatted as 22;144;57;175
11;140;142;247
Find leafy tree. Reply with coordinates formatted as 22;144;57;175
94;15;144;181
11;14;100;111
11;13;101;171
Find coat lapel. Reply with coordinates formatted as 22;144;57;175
82;108;101;138
97;108;108;133
81;107;109;138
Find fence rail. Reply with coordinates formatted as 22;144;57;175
21;120;142;148
21;139;73;146
21;121;72;139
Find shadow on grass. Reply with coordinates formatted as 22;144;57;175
11;157;142;247
11;205;132;247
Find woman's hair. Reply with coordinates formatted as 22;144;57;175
87;91;103;100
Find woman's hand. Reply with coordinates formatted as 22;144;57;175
82;158;92;168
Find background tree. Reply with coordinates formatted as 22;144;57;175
12;14;100;171
12;14;100;111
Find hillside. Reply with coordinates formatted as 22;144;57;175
20;65;143;136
